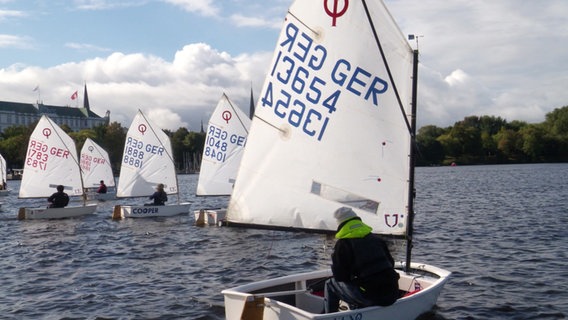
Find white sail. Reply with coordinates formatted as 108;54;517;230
227;0;414;235
196;93;251;196
117;110;177;198
0;153;6;183
19;115;85;198
80;138;115;189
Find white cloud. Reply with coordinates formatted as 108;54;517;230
444;69;469;87
0;43;271;131
162;0;219;17
65;42;112;52
146;108;188;130
0;9;25;20
72;0;144;10
0;34;32;48
229;13;282;29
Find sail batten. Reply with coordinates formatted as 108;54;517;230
227;0;414;236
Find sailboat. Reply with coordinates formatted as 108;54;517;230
80;138;116;201
112;110;191;219
0;153;10;196
221;0;450;319
18;115;97;220
194;93;251;226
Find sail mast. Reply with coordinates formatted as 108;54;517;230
405;49;419;273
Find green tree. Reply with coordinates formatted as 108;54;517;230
103;122;127;172
416;125;446;165
0;124;34;169
519;124;547;162
543;106;568;160
184;131;206;171
70;129;97;154
494;128;524;162
544;106;568;136
170;127;191;170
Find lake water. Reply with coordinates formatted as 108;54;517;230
0;163;566;319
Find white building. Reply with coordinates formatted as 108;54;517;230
0;84;109;132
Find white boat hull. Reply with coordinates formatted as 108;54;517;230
18;204;97;220
222;262;451;320
113;203;191;219
194;208;226;226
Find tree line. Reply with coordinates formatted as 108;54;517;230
0;121;206;174
416;105;568;166
1;105;567;172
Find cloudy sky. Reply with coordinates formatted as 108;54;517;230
1;0;566;131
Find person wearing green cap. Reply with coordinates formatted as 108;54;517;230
324;206;400;313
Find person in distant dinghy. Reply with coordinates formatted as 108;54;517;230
148;183;168;206
97;180;107;194
325;207;400;313
47;185;70;208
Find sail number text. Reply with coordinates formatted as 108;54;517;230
80;154;107;172
123;137;165;168
204;124;246;163
261;21;388;141
25;139;70;170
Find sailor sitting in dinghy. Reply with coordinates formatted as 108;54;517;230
147;183;167;206
47;185;70;208
325;207;400;313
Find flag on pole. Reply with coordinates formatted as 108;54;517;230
33;85;39;92
71;90;78;100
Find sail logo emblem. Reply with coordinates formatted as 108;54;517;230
42;128;51;139
138;124;147;135
324;0;349;27
384;214;400;228
88;146;94;153
222;110;232;124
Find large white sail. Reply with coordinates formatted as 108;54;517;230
196;93;251;196
19;115;84;198
116;110;177;198
227;0;414;235
80;138;115;189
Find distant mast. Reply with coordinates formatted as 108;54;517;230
33;85;42;104
249;85;255;119
83;83;90;111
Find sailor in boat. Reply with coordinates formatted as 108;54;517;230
146;183;167;206
97;180;107;194
47;185;70;208
325;207;400;313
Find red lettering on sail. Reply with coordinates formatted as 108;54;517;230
324;0;349;27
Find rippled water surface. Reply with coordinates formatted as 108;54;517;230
1;164;567;319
